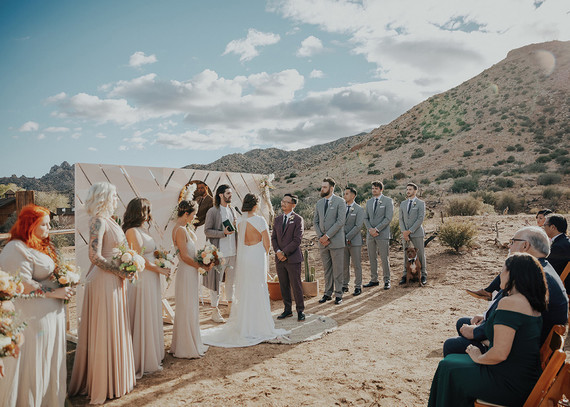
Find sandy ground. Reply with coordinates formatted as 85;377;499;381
66;214;558;406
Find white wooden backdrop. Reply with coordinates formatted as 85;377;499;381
74;163;273;320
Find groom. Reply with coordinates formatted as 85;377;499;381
271;194;305;321
204;184;240;323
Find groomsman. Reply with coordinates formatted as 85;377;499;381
271;194;305;321
314;177;347;304
343;187;365;296
363;181;394;290
204;184;239;322
398;182;427;286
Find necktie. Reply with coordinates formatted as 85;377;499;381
407;199;412;214
324;199;329;215
282;215;287;230
346;206;350;218
373;198;378;213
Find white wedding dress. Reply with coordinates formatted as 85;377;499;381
201;214;289;347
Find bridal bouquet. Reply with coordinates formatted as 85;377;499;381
195;243;224;275
51;261;81;303
0;269;24;301
112;244;145;281
153;248;175;270
0;310;25;358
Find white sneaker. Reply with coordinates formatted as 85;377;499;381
211;308;225;323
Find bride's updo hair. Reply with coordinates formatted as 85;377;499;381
177;200;197;217
241;193;259;212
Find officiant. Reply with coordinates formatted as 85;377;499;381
204;184;240;323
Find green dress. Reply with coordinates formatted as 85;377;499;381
428;309;542;407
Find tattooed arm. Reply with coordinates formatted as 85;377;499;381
89;217;131;279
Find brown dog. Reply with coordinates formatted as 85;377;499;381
405;247;422;286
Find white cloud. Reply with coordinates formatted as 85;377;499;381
297;35;324;57
223;28;281;62
88;147;98;152
121;128;152;150
71;133;81;139
95;133;106;139
129;51;158;68
156;130;253;150
19;121;39;132
45;92;67;103
310;69;324;78
44;126;69;133
37;134;45;140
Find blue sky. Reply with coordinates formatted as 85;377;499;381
1;0;568;177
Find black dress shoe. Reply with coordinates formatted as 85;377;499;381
277;311;293;319
334;297;342;305
297;312;305;321
352;288;362;296
318;295;332;303
398;277;407;285
384;282;391;290
421;276;427;286
363;281;380;288
342;287;349;293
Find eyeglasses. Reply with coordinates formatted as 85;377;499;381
281;200;294;205
509;238;527;245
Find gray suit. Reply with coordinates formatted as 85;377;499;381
314;194;346;298
343;202;365;289
399;198;426;278
364;195;394;284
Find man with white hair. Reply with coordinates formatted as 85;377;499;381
445;226;568;356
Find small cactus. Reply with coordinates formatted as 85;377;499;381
304;249;310;281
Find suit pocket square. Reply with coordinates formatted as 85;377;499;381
350;213;356;216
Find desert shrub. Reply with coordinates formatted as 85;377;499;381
537;173;562;185
523;162;547;173
420;178;430;185
393;172;407;180
485;147;495;154
495;192;524;214
542;186;563;200
382;179;397;190
463;150;473;157
439;220;477;252
472;191;497;206
368;169;381;175
389;217;401;246
395;161;402;168
536;155;552;163
411;148;425;159
494;177;514;188
368;162;375;167
451;177;479;193
506;145;516;151
436;168;468;180
446;197;481;216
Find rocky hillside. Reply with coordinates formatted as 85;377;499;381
0;161;74;193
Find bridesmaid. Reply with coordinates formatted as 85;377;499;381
170;200;210;358
0;204;74;407
123;198;171;378
69;182;136;404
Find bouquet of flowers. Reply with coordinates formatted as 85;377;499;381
0;310;25;358
112;244;145;281
153;248;175;270
259;174;275;190
0;269;24;301
195;243;224;275
51;261;81;304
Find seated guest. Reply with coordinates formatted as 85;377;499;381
457;226;567;352
543;214;570;288
536;208;552;227
429;253;547;407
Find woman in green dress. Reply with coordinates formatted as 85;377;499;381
428;253;548;407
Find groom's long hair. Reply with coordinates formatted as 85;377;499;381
214;184;230;207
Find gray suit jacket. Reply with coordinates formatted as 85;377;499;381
364;195;394;240
399;198;425;238
344;203;364;246
314;194;346;249
204;205;239;249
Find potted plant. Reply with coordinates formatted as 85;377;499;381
302;249;319;297
267;274;282;301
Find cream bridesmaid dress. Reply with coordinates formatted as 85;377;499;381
0;240;66;407
69;217;136;404
127;227;164;378
170;227;208;358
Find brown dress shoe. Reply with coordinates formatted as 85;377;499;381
466;289;492;301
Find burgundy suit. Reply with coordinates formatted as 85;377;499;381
271;212;305;313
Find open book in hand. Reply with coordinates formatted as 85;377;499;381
222;219;235;232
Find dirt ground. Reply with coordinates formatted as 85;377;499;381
66;214;561;406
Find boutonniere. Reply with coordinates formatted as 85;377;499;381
413;201;417;207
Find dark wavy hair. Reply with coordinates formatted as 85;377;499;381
215;184;231;207
123;198;152;232
504;253;548;312
241;193;259;212
177;200;198;217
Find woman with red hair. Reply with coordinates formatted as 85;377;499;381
0;204;74;406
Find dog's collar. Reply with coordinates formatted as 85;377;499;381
407;256;417;263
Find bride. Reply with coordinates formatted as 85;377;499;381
201;193;289;347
